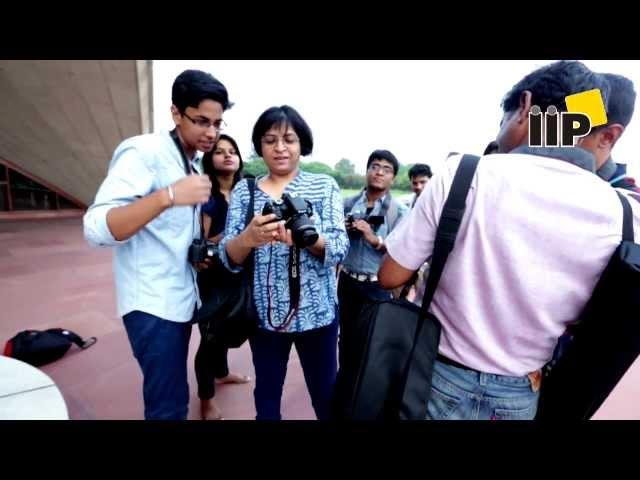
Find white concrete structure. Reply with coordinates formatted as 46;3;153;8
0;60;153;206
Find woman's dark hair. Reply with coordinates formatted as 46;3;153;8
202;134;244;195
251;105;313;157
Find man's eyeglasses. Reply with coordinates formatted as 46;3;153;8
182;112;226;131
368;163;394;175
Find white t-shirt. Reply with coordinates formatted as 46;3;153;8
386;152;640;376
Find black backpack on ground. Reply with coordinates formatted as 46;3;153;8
3;328;97;367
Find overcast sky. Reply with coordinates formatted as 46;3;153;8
153;60;640;179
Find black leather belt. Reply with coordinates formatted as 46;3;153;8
436;353;480;373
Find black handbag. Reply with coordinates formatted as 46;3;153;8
536;191;640;420
333;154;480;420
196;178;259;349
3;328;97;367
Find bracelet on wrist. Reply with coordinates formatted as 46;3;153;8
167;185;175;207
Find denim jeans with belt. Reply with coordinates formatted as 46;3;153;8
427;359;539;420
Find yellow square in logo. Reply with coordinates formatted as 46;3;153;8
565;88;608;127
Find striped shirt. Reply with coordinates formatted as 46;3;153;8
219;170;349;332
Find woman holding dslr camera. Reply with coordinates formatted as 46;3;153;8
220;105;348;420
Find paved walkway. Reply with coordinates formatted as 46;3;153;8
1;217;638;419
0;218;314;420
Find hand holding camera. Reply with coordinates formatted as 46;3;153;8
170;174;212;207
261;193;319;248
345;212;384;247
241;213;281;249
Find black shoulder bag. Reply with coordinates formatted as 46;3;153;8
536;191;640;420
333;154;480;420
195;178;259;348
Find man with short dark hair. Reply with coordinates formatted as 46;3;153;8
84;69;232;420
407;163;432;208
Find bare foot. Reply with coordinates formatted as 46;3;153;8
200;398;223;420
215;373;251;385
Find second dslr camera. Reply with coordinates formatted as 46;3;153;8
345;212;384;238
188;238;218;263
262;193;319;248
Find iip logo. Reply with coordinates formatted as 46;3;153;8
528;88;608;147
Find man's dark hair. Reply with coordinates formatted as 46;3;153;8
367;149;399;176
171;69;233;113
252;105;313;157
408;163;432;179
603;73;636;127
483;141;499;155
202;134;244;195
501;61;610;114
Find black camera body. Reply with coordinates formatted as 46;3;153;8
262;193;319;248
345;212;385;237
188;238;218;263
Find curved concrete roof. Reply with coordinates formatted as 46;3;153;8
0;60;153;206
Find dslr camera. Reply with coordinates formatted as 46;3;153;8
188;238;219;263
345;212;385;237
262;193;319;248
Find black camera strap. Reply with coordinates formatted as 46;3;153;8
169;128;205;241
267;245;302;331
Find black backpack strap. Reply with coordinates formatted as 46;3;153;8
420;154;480;315
245;177;256;224
46;328;97;350
617;191;634;242
244;178;256;275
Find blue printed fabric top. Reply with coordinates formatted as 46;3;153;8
219;170;349;333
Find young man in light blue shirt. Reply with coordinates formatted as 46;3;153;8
83;70;232;420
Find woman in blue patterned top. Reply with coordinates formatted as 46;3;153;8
220;105;349;420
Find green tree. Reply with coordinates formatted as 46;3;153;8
335;158;356;175
243;154;268;177
393;164;411;191
300;161;334;176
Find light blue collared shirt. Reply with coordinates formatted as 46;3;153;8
83;131;202;323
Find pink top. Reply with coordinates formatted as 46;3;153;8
386;153;640;376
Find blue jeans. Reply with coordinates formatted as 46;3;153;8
427;359;539;420
123;310;193;420
249;318;339;420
